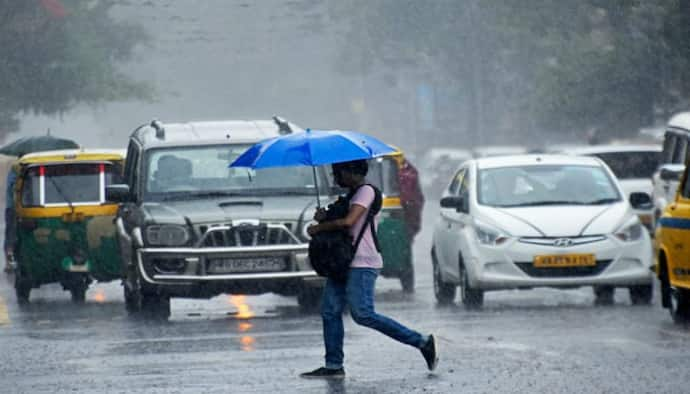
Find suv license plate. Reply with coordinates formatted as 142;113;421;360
208;257;286;273
533;254;596;268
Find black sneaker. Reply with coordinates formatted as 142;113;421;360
420;334;438;371
299;367;346;379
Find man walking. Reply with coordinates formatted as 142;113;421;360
300;159;438;379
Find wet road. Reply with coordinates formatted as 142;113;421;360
1;204;689;394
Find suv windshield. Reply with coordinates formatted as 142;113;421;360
588;151;660;179
478;165;621;208
144;145;329;199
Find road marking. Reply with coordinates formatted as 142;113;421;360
0;295;9;326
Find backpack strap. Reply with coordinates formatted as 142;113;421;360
351;184;382;253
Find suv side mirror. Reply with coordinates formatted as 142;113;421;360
106;184;133;203
629;192;653;210
660;165;684;181
440;196;468;213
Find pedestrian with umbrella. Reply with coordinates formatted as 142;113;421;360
230;129;438;379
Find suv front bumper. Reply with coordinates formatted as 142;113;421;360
135;244;322;296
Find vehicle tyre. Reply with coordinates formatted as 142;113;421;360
14;267;31;304
670;288;690;324
297;285;322;313
459;263;483;309
124;283;142;313
400;264;415;293
432;250;455;304
141;292;171;320
70;284;87;304
659;255;672;308
594;285;615;306
629;284;653;305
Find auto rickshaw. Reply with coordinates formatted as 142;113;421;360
367;150;422;292
11;149;125;303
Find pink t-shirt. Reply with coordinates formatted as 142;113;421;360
349;185;383;269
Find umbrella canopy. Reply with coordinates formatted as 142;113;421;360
0;135;79;157
229;129;395;169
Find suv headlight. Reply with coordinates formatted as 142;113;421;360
146;224;190;246
474;219;509;246
614;216;643;242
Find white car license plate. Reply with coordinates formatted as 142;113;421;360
208;257;286;273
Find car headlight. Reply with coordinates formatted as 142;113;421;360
474;219;509;246
146;224;190;246
614;216;643;242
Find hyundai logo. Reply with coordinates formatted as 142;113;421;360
553;238;573;247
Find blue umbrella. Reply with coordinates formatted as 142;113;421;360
230;129;396;206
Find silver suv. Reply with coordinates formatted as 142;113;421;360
107;118;329;318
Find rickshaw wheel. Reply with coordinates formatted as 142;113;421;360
70;284;88;304
14;266;31;304
400;265;415;293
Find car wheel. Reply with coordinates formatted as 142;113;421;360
670;288;690;324
141;293;171;320
594;285;615;306
14;267;31;304
629;284;653;305
432;250;455;304
459;263;483;309
297;285;322;313
400;264;415;293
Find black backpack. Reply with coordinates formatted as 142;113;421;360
308;184;382;282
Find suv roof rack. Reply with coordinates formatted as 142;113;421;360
151;119;165;139
273;115;294;135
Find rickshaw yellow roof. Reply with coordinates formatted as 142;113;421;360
17;149;125;165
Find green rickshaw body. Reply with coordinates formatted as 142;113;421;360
16;215;121;285
12;149;125;302
367;153;415;291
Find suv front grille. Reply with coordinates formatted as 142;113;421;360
515;260;612;278
197;223;299;247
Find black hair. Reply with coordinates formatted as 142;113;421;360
332;159;368;176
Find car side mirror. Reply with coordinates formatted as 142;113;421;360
106;184;133;203
660;165;684;182
629;192;653;210
440;196;468;213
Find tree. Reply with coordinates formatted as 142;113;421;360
333;1;690;144
0;0;149;140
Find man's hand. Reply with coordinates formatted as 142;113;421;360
307;223;320;236
313;208;327;222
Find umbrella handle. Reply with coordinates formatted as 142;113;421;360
312;166;321;209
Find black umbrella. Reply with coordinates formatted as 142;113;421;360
0;135;79;157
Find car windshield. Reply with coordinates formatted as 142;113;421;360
21;162;123;206
477;165;621;208
144;145;329;199
588;151;660;179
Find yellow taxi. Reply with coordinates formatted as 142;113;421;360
655;164;690;323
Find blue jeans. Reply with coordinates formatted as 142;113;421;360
321;268;425;369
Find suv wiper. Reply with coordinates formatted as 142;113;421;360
186;191;246;198
498;200;580;207
583;198;620;205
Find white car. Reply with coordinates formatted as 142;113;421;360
567;145;661;232
431;154;654;308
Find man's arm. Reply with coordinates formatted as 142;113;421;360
307;204;367;236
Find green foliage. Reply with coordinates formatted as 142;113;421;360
0;0;149;137
336;0;690;140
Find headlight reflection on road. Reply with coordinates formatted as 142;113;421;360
91;289;106;303
228;295;255;351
